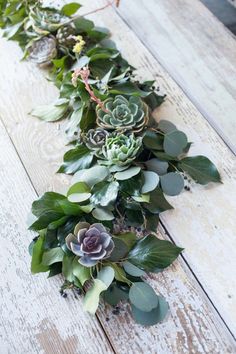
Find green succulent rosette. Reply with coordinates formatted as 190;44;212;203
28;7;68;35
100;133;142;166
96;95;149;133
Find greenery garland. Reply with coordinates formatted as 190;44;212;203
0;1;221;326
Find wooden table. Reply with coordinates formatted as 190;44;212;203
0;0;236;353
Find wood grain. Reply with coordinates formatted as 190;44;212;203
116;0;236;154
0;0;236;352
0;120;114;354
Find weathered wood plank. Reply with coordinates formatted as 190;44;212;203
116;0;236;154
0;120;114;353
0;11;236;354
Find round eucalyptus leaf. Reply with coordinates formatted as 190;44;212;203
145;158;168;176
123;261;146;277
109;165;128;173
114;166;141;180
129;282;158;312
131;295;169;326
97;266;115;287
160;172;184;196
92;207;114;220
141;171;159;194
163;131;188;157
71;165;109;187
158;120;176;133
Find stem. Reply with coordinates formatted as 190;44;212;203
58;0;119;29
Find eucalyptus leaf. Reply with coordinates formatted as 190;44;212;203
131;295;169;326
141;171;159;193
178;156;221;185
103;283;129;306
158;120;176;133
71;165;109;187
123;261;146;277
145;158;168;176
114;166;141;180
129;282;158;312
92;207;114;221
160;172;184;196
163;131;188;157
128;235;183;271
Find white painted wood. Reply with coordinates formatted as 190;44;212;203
0;0;236;351
0;43;235;354
0;120;114;354
116;0;236;154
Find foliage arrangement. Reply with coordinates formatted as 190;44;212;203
0;0;221;326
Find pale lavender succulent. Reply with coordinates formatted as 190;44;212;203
65;222;114;267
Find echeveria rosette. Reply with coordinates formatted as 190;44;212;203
28;36;57;65
100;133;142;167
29;6;68;34
84;128;109;152
96;95;149;133
65;222;114;267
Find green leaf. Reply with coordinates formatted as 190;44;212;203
163;131;188;157
141;171;159;193
114;166;141;180
42;247;64;266
123;261;145;277
61;2;81;16
128;235;183;271
62;254;75;282
160;172;184;196
58;145;93;174
31;233;49;274
67;182;91;203
72;257;91;285
83;266;114;314
129;282;158;312
92;207;114;221
158;120;176;133
108;263;130;284
109;238;128;262
90;181;119;207
144;187;173;214
71;165;109;187
114;232;137;249
132;194;150;203
143;131;163;150
145;158;168;176
131;295;169;326
103;283;129;306
145;211;159;232
73;17;94;32
178;156;221;185
110;82;151;97
31;99;69;122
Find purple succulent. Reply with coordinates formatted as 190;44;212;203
65;222;114;267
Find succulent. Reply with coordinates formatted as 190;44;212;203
28;36;57;66
29;7;67;34
101;133;142;166
66;222;114;267
56;25;76;48
84;128;109;151
96;95;149;133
